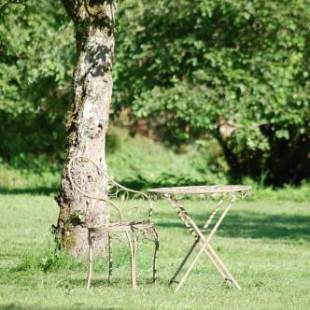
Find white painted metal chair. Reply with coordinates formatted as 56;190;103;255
68;156;159;289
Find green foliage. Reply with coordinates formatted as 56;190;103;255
0;0;308;185
0;0;74;158
115;0;310;184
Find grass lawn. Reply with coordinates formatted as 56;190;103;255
0;192;309;309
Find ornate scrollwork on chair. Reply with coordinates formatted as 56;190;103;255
68;156;159;289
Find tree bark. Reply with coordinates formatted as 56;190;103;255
56;0;117;257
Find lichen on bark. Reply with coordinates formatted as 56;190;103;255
56;0;117;257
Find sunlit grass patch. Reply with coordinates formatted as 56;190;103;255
0;193;309;309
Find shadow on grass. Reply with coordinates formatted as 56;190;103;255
67;277;154;288
0;304;110;310
156;211;310;241
67;278;116;288
0;187;57;195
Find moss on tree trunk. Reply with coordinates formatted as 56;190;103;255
56;0;117;257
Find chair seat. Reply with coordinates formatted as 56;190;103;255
107;221;155;231
87;221;154;232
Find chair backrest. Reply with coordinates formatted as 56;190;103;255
68;156;153;225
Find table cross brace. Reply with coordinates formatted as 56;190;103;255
168;197;241;291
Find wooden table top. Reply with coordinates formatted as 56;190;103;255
148;185;251;195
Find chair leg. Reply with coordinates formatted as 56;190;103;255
131;230;138;289
152;227;159;284
108;233;112;284
125;230;137;290
86;231;94;289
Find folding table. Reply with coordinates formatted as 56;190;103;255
148;185;251;291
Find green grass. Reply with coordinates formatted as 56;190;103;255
0;192;309;309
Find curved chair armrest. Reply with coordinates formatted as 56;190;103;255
109;180;153;221
68;156;153;223
108;199;123;223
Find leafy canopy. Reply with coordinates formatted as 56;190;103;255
0;0;309;184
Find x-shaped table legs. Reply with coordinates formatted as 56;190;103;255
168;197;241;291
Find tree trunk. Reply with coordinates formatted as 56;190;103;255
56;0;117;257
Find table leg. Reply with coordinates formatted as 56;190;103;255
205;244;241;290
170;238;231;289
202;199;241;289
169;238;199;286
198;241;229;283
175;239;208;291
170;197;240;291
202;199;223;230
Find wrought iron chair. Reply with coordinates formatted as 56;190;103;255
68;156;159;289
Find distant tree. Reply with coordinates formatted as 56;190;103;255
56;1;117;256
115;0;310;184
